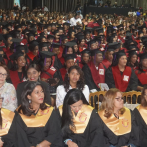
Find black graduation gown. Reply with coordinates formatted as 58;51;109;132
1;109;17;147
105;66;138;92
58;108;104;147
133;107;147;147
82;64;100;91
99;111;139;147
16;81;51;106
15;108;63;147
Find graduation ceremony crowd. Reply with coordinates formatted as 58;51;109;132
1;7;147;147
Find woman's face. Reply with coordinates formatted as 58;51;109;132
114;92;124;110
27;85;44;105
0;66;7;85
27;68;40;81
144;89;147;102
7;37;13;45
118;55;127;67
86;34;90;40
71;32;75;38
74;45;78;53
29;36;34;42
66;47;73;54
70;100;83;113
80;39;85;46
107;51;114;61
130;54;137;64
16;56;26;68
41;46;48;51
65;59;74;69
68;68;80;84
33;46;39;56
142;59;147;69
44;58;52;70
82;53;90;63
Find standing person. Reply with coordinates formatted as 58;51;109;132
133;85;147;147
56;65;89;108
16;81;63;147
99;88;139;147
70;13;82;26
0;64;17;111
106;0;111;7
59;89;104;147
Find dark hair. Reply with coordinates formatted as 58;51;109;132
63;65;85;92
18;81;47;116
138;60;145;72
141;85;147;107
39;57;52;71
61;89;89;137
127;54;139;68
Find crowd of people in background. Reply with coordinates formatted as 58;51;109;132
0;4;147;147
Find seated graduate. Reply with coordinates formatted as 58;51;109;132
16;81;62;147
59;54;76;81
16;64;51;106
39;51;62;94
99;88;139;147
0;64;17;111
135;52;147;91
0;96;16;147
82;49;106;91
133;85;147;147
105;50;138;92
58;89;104;147
56;65;89;108
127;50;139;70
9;50;27;89
102;48;114;69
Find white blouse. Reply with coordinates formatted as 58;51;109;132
0;82;17;111
56;85;89;108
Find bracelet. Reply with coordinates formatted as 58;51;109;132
64;139;72;145
36;144;41;147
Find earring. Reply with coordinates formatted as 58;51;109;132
29;99;31;103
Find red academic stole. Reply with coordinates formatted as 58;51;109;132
87;61;105;88
27;52;36;61
59;68;67;81
41;66;56;80
102;59;111;69
112;66;132;92
9;70;23;89
135;70;147;85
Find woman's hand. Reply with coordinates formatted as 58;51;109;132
67;140;78;147
0;139;4;147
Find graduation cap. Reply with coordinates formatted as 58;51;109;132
81;49;91;55
108;42;121;50
139;52;147;61
97;28;103;34
52;43;60;48
127;50;137;57
91;49;102;56
40;51;55;58
77;35;85;40
85;27;93;31
15;45;27;53
61;35;68;41
47;34;55;39
29;40;39;48
128;44;137;51
115;50;126;59
64;42;77;47
63;22;70;26
9;50;24;60
11;38;22;43
63;54;76;61
39;42;49;48
107;48;115;52
89;40;96;45
141;23;147;30
51;23;57;27
138;31;143;35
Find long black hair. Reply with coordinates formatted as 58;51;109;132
61;89;89;137
63;65;85;92
138;59;145;73
18;81;47;116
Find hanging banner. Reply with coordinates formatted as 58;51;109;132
14;0;20;7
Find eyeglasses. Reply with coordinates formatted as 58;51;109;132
0;73;7;78
115;97;124;101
